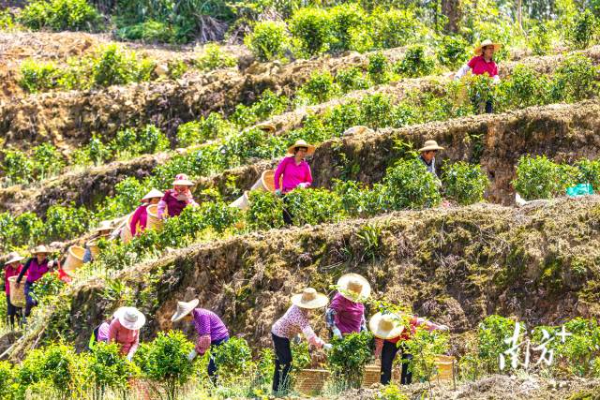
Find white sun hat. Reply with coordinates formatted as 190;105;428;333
291;288;329;309
171;299;200;323
5;252;24;265
142;188;164;202
337;273;371;303
369;312;405;340
172;174;194;186
114;307;146;331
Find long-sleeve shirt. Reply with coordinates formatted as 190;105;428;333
108;318;140;357
326;292;365;334
375;316;446;357
17;258;50;284
130;204;149;236
4;264;23;295
192;308;229;354
455;56;500;83
272;305;324;347
274;156;313;193
157;189;198;219
420;156;437;177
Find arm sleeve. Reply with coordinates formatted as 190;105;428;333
128;331;140;357
17;259;31;283
274;158;287;191
326;308;336;328
130;206;144;236
305;164;313;187
108;319;119;343
454;64;471;80
415;317;444;332
157;196;168;219
374;338;384;358
196;335;212;355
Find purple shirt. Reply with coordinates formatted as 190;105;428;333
24;258;50;284
193;308;229;342
329;292;365;334
274;156;313;193
158;189;197;218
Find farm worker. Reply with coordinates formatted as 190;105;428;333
157;174;198;219
16;245;57;320
3;252;24;329
171;299;230;380
370;312;449;385
274;140;315;225
454;39;502;113
107;307;146;361
130;189;164;236
271;288;331;395
418;140;444;178
83;221;115;263
326;273;371;338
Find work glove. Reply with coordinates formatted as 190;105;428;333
275;189;282;197
323;344;333;351
187;350;198;361
126;354;133;362
298;182;310;189
332;327;342;339
292;335;301;345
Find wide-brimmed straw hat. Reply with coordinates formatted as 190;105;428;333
337;273;371;303
291;288;328;309
287;140;316;156
171;299;200;323
142;188;164;202
114;307;146;331
474;40;502;56
418;140;444;153
369;312;405;340
31;245;50;255
172;174;194;186
94;220;114;233
5;252;24;266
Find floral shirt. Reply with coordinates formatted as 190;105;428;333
272;305;321;345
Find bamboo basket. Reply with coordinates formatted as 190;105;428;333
120;214;134;243
146;204;163;231
63;245;85;275
434;355;456;382
362;364;401;387
295;369;330;396
8;276;26;308
251;170;279;193
229;191;250;210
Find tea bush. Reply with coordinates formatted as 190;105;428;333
549;55;599;103
2;150;34;185
376;384;410;400
570;10;597;49
116;20;177;43
31;273;67;305
33;144;64;179
297;71;339;104
359;93;394;129
88;342;135;400
329;3;365;52
0;361;14;399
437;35;469;68
19;0;102;32
477;315;517;373
394;45;436;78
44;204;90;241
177;113;235;147
574;159;600;191
211;337;253;381
328;331;373;389
497;65;550;110
442;162;489;205
0;10;16;31
335;67;369;93
247;191;285;230
513;155;577;200
381;158;442;210
368;52;391;85
196;43;237;71
289;7;331;57
466;74;496;114
369;8;421;49
403;327;450;382
18;60;60;93
245;21;289;62
285;188;345;226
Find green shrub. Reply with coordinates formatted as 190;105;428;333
177;113;235;147
437;35;468;68
376;384;410;400
18;59;60;93
251;89;289;120
298;71;339;104
19;0;101;31
322;103;362;135
196;198;240;233
497;65;549;110
30;273;66;304
116;20;177;43
335;67;369;93
477;315;518;373
92;45;153;88
246;191;284;230
2;150;34;185
38;343;85;398
89;342;134;399
211;337;253;382
196;43;237;71
12;212;45;249
528;24;552;56
550;55;598;103
0;361;15;399
367;52;391;85
575;159;600;191
137;125;170;154
381;158;442;210
403;327;450;382
285;188;345;226
394;45;435;78
44;204;90;241
571;10;597;49
360;93;394;129
369;8;420;49
466;74;496;114
329;3;365;52
32;144;64;179
0;10;16;31
289;7;331;57
327;331;373;389
135;331;195;400
513;155;578;200
442;162;489;205
86;136;112;166
245;21;289;62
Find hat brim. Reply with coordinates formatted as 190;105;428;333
287;144;316;156
418;146;444;152
171;299;200;323
115;308;146;330
369;313;405;340
172;180;194;186
337;273;371;303
291;293;329;309
474;43;502;55
5;256;24;265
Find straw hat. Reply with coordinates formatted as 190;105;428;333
418;140;444;153
171;299;200;323
474;40;502;56
5;252;24;265
31;245;50;255
142;188;164;202
287;140;316;156
172;174;194;186
94;220;114;233
369;312;405;340
291;288;328;309
114;307;146;331
337;273;371;303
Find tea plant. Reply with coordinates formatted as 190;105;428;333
0;361;14;399
19;60;60;93
437;35;469;68
33;144;64;179
513;155;577;200
30;273;67;305
369;8;421;49
477;315;517;373
570;10;597;49
403;327;450;382
196;43;237;71
297;71;339;104
245;21;289;61
327;331;373;389
289;7;331;57
375;384;410;400
2;150;34;185
381;158;442;210
335;67;369;93
575;159;600;191
497;65;550;110
88;342;135;400
394;45;436;78
329;3;365;52
442;162;489;205
367;52;391;85
285;188;345;226
549;55;599;103
247;191;284;231
211;337;253;382
44;203;90;241
19;0;102;31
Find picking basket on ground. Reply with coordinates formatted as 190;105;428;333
294;368;330;396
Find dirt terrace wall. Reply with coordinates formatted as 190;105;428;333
24;196;600;358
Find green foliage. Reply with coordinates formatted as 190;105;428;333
570;10;597;49
298;71;339;104
466;74;496;114
442;162;489;205
359;93;394;129
0;10;16;31
137;125;170;154
135;331;195;400
33;144;63;179
327;331;373;389
247;191;284;230
477;315;517;373
369;8;421;49
437;35;469;68
528;24;553;56
92;45;153;88
367;52;391;85
44;204;90;241
196;44;237;71
574;159;600;191
394;45;435;78
88;342;134;399
497;65;549;110
19;0;101;32
513;155;578;200
177;113;235;147
381;158;442;210
329;4;365;52
289;7;331;57
245;21;289;61
2;150;34;185
550;55;599;103
335;67;369;93
285;188;345;226
30;273;66;304
86;136;111;166
211;337;253;381
376;384;409;400
404;327;449;382
116;20;177;43
18;59;60;93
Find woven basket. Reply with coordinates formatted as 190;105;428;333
120;214;133;244
434;355;456;382
63;245;85;275
8;276;26;308
362;364;382;387
146;204;163;231
229;191;250;210
295;369;330;396
87;239;100;259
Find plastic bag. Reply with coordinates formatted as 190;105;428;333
566;183;594;197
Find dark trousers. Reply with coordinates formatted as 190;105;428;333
6;293;21;328
24;281;37;318
282;195;293;225
485;100;493;114
381;340;413;385
272;333;292;394
208;337;229;381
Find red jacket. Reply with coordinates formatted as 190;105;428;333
4;264;23;295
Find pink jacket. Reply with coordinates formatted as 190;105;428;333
130;204;149;236
274;156;313;193
108;318;139;357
